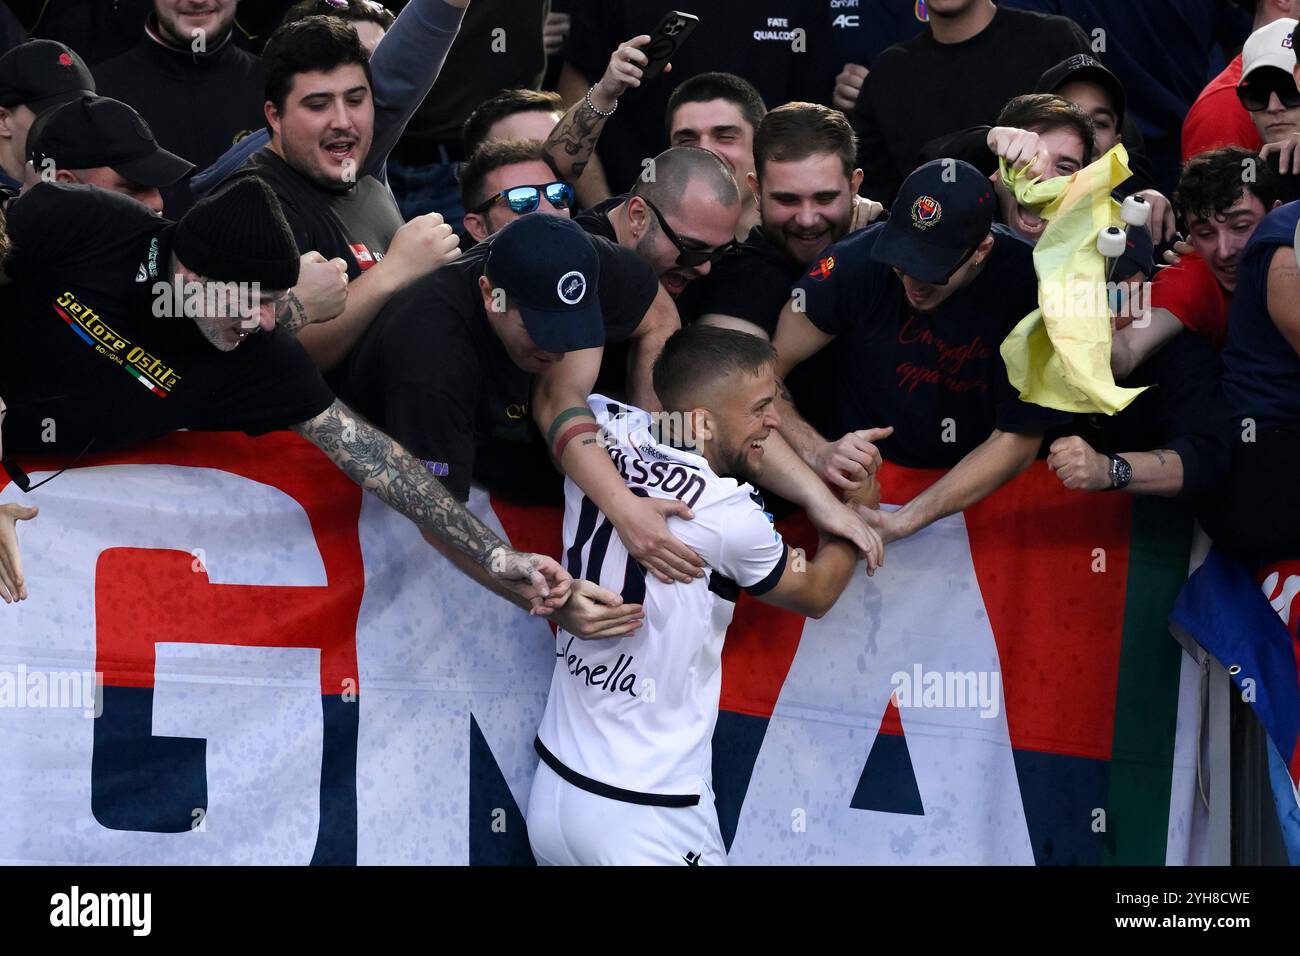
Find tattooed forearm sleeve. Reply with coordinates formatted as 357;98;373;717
293;400;507;569
543;98;607;181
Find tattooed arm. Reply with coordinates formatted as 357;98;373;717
293;399;571;613
276;252;350;333
546;36;656;187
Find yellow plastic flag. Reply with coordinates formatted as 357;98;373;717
998;144;1147;415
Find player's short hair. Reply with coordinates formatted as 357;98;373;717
666;72;767;135
459;138;558;212
628;146;739;218
282;0;395;32
995;93;1096;163
463;88;564;157
262;16;373;118
653;324;777;412
1176;145;1281;225
753;102;858;181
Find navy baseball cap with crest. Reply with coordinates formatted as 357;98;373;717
872;159;995;284
485;215;604;353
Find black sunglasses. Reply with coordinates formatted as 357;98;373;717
472;181;575;216
640;197;740;268
1236;73;1300;112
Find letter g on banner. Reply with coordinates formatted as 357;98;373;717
2;433;365;864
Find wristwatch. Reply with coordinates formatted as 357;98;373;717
1106;454;1132;491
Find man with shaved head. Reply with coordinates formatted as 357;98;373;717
575;146;742;298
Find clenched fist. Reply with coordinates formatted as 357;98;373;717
833;63;867;113
285;251;349;329
987;126;1051;179
1047;435;1110;491
383;212;462;288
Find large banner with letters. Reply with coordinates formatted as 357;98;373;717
0;432;1204;865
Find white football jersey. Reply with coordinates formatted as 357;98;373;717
535;395;787;803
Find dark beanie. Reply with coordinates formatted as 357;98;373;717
173;176;301;291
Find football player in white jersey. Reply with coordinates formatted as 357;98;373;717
527;324;882;865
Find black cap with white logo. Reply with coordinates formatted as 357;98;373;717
485;215;604;353
27;96;194;187
0;40;95;113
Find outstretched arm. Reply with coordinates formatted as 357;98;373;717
366;0;470;176
864;429;1042;544
293;399;570;613
759;535;859;619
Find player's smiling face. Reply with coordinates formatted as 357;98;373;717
697;364;781;477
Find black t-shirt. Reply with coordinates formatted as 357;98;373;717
333;233;660;503
566;0;835;193
573;195;621;243
694;225;805;336
238;148;405;284
690;223;840;444
792;222;1068;468
850;5;1090;207
830;0;927;68
94;27;264;217
0;183;335;455
1051;329;1229;503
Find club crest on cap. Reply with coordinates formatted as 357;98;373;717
557;270;586;304
911;195;942;230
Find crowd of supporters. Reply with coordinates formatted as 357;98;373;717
0;0;1297;610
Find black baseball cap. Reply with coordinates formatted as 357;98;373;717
1037;54;1127;128
872;159;995;284
485;215;604;353
27;96;194;187
0;40;95;113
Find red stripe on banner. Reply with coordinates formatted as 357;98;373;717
8;432;365;695
962;464;1131;762
489;497;565;563
879;693;904;737
719;511;818;718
